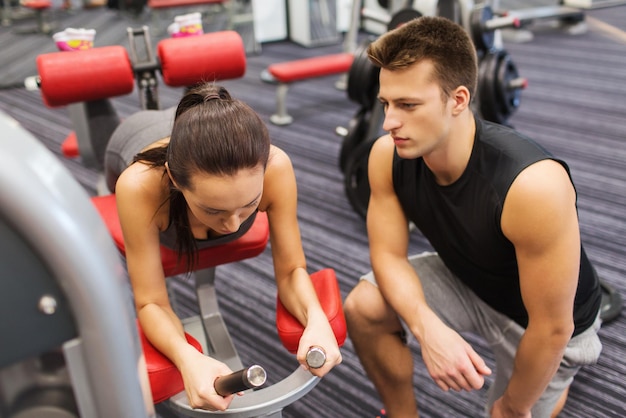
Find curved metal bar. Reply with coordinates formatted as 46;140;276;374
168;367;319;417
0;111;153;417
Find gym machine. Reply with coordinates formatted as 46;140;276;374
0;110;154;418
21;28;348;417
28;26;248;194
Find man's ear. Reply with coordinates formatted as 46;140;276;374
451;85;471;115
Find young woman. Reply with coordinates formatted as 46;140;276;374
105;83;341;411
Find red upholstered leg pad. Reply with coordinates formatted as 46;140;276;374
157;31;246;88
276;268;347;354
137;320;203;404
61;131;78;158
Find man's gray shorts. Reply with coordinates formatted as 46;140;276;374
360;252;603;418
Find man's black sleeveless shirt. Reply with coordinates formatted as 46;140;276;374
392;118;601;336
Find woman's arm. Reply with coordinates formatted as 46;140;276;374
260;146;342;376
116;164;234;410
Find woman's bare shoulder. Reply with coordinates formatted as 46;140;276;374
115;163;170;219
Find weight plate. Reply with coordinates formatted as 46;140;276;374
437;0;462;26
339;108;370;173
494;50;522;120
344;138;377;220
470;4;495;53
479;50;522;125
347;38;380;109
387;8;422;31
478;51;499;123
600;280;623;323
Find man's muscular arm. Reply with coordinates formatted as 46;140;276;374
493;159;580;417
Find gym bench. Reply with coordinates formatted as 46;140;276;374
1;113;347;417
261;52;354;126
91;194;346;417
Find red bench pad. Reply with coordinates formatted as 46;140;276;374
267;53;353;84
90;194;269;277
137;320;203;403
276;268;346;354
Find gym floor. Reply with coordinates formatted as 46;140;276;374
0;1;625;417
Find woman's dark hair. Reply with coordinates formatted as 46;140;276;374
133;83;270;272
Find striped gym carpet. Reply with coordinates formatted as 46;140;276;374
0;1;624;417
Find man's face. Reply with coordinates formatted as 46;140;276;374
378;59;456;160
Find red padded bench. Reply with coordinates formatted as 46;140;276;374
261;52;354;126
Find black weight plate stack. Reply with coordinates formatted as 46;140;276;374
470;3;495;53
339;108;370;173
347;38;379;110
387;8;422;31
495;50;522;122
344;138;377;220
479;49;522;125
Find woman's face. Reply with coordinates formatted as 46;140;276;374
181;166;264;235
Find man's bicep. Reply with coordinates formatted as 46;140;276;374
367;136;410;261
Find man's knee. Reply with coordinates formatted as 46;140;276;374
344;280;399;333
344;281;377;320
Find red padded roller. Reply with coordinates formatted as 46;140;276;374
137;320;203;403
37;46;135;108
157;30;246;87
276;268;347;354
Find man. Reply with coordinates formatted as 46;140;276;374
343;16;602;418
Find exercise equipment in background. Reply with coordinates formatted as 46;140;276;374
30;28;246;192
288;0;341;47
260;52;354;126
259;0;363;126
12;0;55;34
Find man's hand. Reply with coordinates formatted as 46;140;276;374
419;321;492;392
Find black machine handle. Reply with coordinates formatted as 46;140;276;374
214;365;267;397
